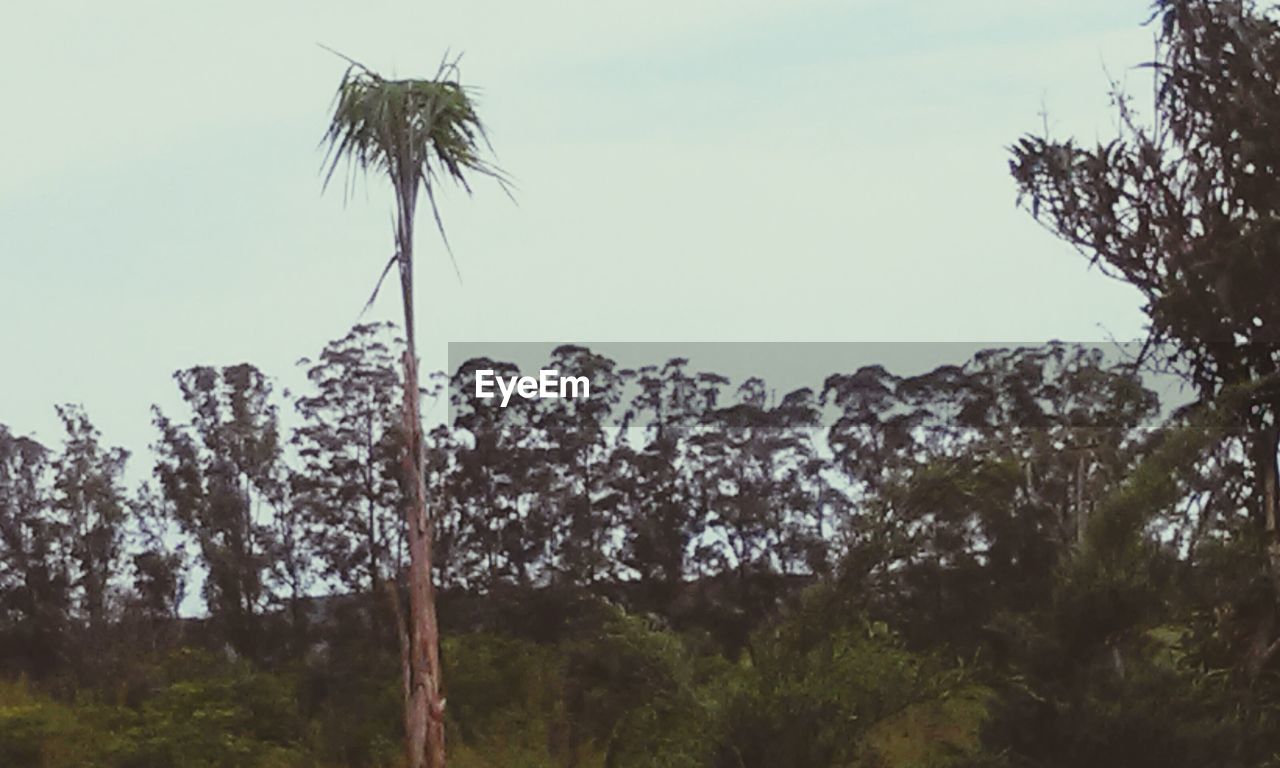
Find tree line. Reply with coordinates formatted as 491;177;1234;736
2;329;1168;672
6;327;1280;765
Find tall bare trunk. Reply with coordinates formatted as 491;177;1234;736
395;186;446;768
402;353;446;768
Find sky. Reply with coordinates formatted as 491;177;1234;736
1;0;1162;460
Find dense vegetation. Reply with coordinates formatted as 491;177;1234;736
6;0;1280;765
1;336;1275;767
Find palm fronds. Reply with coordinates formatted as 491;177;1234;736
321;47;510;272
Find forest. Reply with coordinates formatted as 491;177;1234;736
5;0;1280;766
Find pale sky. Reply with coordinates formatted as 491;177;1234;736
1;0;1158;458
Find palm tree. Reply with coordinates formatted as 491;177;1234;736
322;51;507;768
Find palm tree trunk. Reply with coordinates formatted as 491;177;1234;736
396;186;447;768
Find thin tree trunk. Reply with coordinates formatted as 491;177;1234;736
394;184;446;768
402;352;446;768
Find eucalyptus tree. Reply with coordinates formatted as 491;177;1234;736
448;358;535;588
293;323;405;600
533;345;625;586
617;359;728;597
127;483;186;631
152;364;284;658
50;405;129;662
694;382;823;592
1010;0;1280;673
823;346;1158;650
0;426;69;678
322;53;507;768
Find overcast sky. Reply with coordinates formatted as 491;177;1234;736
2;0;1160;457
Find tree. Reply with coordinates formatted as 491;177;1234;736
447;357;534;588
128;499;185;630
823;346;1158;651
690;381;824;651
322;52;508;768
532;345;624;587
1010;0;1280;673
618;359;728;597
293;323;406;601
152;364;284;658
49;405;129;674
0;426;68;678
